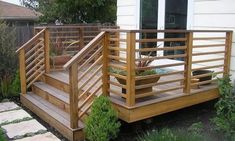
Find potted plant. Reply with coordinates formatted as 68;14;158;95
110;52;162;95
50;37;72;68
192;69;214;85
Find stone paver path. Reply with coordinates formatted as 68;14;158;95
15;132;60;141
0;102;60;140
0;109;31;124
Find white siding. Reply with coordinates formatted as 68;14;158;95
193;0;235;81
117;0;139;29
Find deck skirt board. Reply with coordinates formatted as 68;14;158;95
112;88;219;122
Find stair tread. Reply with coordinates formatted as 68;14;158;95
25;92;70;127
34;82;69;104
46;71;102;93
46;71;69;84
24;92;84;128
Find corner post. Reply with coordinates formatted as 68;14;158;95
19;49;27;94
184;32;193;94
224;31;233;76
102;32;110;96
44;28;50;73
69;63;79;129
126;31;136;106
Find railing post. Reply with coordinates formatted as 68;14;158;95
102;32;110;96
69;63;79;129
19;49;27;94
44;28;50;73
114;30;120;57
126;31;136;106
79;27;84;48
224;31;233;76
184;32;193;94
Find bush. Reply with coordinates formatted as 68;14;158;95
84;96;121;141
10;70;21;97
212;75;235;139
0;128;6;141
0;20;18;100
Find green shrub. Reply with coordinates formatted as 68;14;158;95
84;96;121;141
0;70;20;100
0;128;6;141
212;75;235;139
0;20;17;100
10;70;21;96
137;128;205;141
188;122;204;135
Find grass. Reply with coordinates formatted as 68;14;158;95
137;128;206;141
0;128;6;141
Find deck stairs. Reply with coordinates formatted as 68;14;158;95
17;28;106;141
21;71;100;140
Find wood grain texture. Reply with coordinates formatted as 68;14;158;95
44;28;50;73
126;32;136;106
184;32;193;94
19;50;26;94
69;63;79;128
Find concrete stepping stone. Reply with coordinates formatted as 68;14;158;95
2;119;47;139
0;102;19;112
14;132;60;141
0;109;31;125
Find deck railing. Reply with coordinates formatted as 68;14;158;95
104;29;233;106
16;28;50;94
63;32;109;128
17;26;232;129
34;25;118;69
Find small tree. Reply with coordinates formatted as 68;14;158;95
84;96;121;141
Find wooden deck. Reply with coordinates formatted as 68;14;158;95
17;27;232;141
46;66;219;123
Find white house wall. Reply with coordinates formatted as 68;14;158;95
193;0;235;82
117;0;139;29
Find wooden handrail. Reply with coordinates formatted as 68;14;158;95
16;28;46;53
103;29;233;33
35;25;118;30
63;31;105;70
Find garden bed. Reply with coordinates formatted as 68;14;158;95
3;97;227;141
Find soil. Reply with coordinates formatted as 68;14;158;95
114;99;224;141
8;97;223;141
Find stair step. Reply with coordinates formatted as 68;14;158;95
21;92;84;141
43;72;70;93
32;82;70;113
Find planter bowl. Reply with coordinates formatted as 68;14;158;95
50;55;72;68
116;76;160;95
192;70;214;85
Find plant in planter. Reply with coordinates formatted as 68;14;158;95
50;37;72;68
110;52;163;95
192;69;214;85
